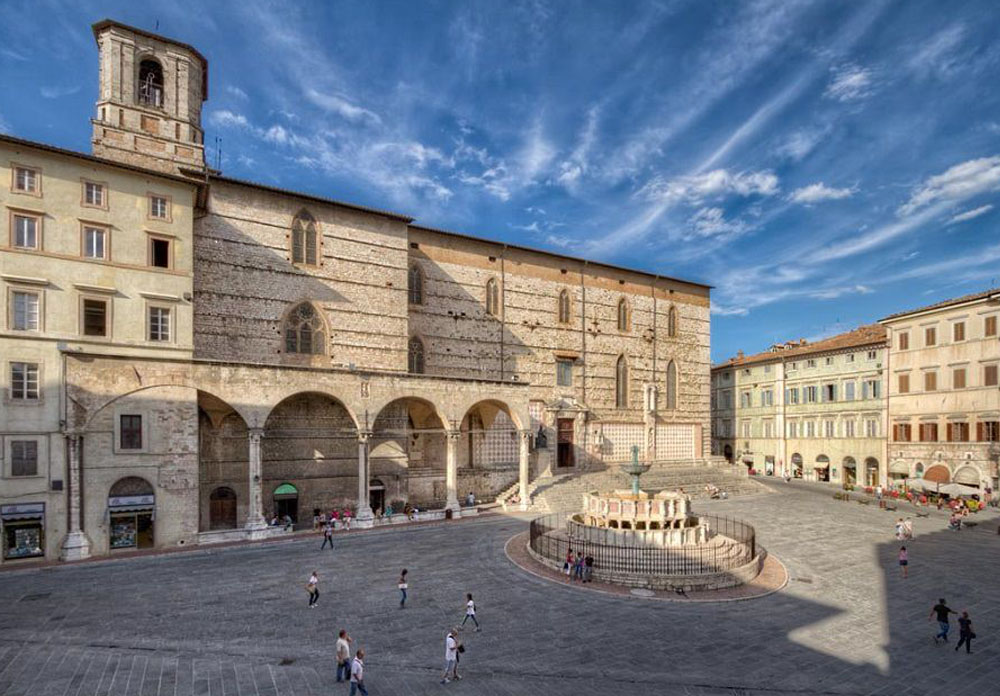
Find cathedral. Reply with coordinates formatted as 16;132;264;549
0;19;712;563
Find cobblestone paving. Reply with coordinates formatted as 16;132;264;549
0;481;998;696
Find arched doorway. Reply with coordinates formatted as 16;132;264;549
108;476;155;550
925;464;950;484
273;483;299;524
864;457;879;486
791;453;803;478
370;479;386;515
723;444;733;464
842;456;857;484
209;487;238;530
815;455;830;482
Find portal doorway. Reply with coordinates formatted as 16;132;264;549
209;487;238;530
557;419;575;468
370;479;386;515
273;482;299;524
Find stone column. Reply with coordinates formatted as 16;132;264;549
355;431;375;527
446;430;461;513
518;429;531;511
245;428;266;535
60;433;91;561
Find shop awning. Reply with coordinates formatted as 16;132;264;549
889;460;909;474
273;483;298;498
108;495;154;509
1;503;44;521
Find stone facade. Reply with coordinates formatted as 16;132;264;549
880;289;1000;490
0;19;714;563
711;326;888;486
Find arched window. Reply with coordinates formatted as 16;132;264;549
615;355;629;409
667;306;678;337
291;211;318;265
485;278;500;316
617;298;630;332
408;265;423;305
557;289;571;324
284;302;325;354
408;336;425;374
138;59;164;107
665;360;677;410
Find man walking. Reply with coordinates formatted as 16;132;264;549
320;522;334;550
955;611;974;654
306;571;319;608
349;649;368;696
462;593;480;631
929;598;956;642
441;628;459;684
335;629;352;682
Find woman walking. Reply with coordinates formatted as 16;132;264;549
306;570;319;608
398;569;408;608
462;593;480;631
955;611;974;654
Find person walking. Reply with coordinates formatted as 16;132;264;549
349;649;368;696
930;598;956;642
584;553;594;582
462;593;481;631
955;611;975;654
320;522;334;550
573;552;584;582
398;568;408;608
898;546;908;578
563;548;574;579
335;629;352;682
441;628;459;684
306;571;319;608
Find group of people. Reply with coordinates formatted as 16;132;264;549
704;483;727;499
948;506;972;531
563;548;595;582
312;509;354;531
930;598;975;653
894;518;913;541
335;629;368;695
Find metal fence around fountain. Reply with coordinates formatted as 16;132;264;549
529;513;757;576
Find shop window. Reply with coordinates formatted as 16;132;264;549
10;362;39;400
11;290;40;331
11;441;38;476
284;302;325;354
119;414;143;450
108;477;155;549
2;503;45;560
291;210;318;265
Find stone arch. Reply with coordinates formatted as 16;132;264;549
953;466;980;486
109;475;154;498
137;57;164;107
80;383;255;433
864;457;880;486
197;391;250;532
924;464;950;484
371;397;449;507
461;399;521;471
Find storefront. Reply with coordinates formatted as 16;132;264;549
814;455;830;482
2;503;45;560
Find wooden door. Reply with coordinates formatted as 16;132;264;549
557;419;575;468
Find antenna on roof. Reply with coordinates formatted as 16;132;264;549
215;136;222;170
155;19;160;31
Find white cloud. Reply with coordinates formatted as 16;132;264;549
947;204;994;224
788;182;855;204
40;84;80;99
556;107;600;189
898;156;1000;215
824;63;875;102
711;303;749;317
305;88;381;125
209;110;250;128
686;207;746;240
639;168;779;204
225;85;249;100
908;23;967;79
774;127;828;161
1;47;28;61
810;284;873;300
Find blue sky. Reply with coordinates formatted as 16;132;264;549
2;0;999;362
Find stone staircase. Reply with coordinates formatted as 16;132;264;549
509;462;764;513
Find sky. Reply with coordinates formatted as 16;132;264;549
2;0;999;362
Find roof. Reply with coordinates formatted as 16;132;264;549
714;323;887;369
92;19;209;98
0;132;198;186
209;174;415;223
409;223;713;290
879;287;1000;322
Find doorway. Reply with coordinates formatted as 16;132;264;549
209;487;238;530
557;419;575;468
370;479;386;515
273;482;299;524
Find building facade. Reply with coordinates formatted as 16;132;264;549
0;20;713;564
881;289;1000;490
711;326;888;486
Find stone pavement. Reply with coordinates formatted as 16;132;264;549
0;481;998;696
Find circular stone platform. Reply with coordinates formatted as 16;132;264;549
505;531;788;602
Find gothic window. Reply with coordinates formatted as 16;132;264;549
557;289;571;324
138;59;164;107
617;298;630;332
485;278;500;316
665;360;677;410
408;265;423;305
408;336;425;374
615;355;629;409
667;306;678;337
284;302;325;355
291;211;318;265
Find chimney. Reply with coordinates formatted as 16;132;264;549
736;350;745;359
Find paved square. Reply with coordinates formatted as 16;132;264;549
0;481;997;696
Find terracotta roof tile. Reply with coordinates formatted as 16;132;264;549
714;324;886;369
878;287;1000;322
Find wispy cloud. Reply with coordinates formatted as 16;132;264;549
898;155;1000;215
810;284;873;300
686;207;747;241
305;89;381;125
947;204;993;224
0;111;10;134
788;182;855;204
824;63;876;102
225;85;249;100
555;106;600;189
638;169;779;204
774;126;829;161
209;109;249;128
1;47;28;61
908;23;968;79
40;84;80;99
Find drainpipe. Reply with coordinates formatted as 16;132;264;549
581;261;588;405
500;245;507;381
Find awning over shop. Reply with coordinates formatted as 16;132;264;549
815;456;830;469
889;460;909;475
953;467;981;486
1;503;44;521
273;483;298;498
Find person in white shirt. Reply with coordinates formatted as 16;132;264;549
335;629;352;682
350;649;368;696
461;593;480;631
306;571;319;608
440;629;459;684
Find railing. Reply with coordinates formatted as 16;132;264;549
529;513;756;576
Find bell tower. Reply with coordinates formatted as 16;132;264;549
90;19;208;177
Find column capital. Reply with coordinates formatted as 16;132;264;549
358;430;373;443
446;429;463;441
248;427;264;439
518;428;532;441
